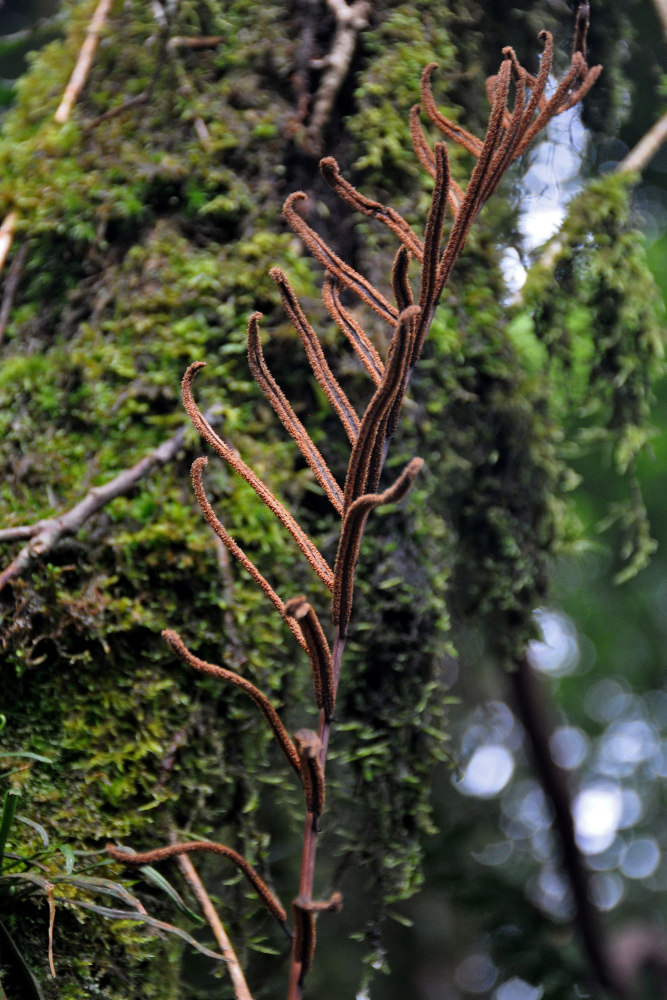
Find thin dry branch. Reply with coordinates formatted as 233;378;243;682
0;417;200;593
618;111;667;174
170;834;254;1000
54;0;114;123
166;35;224;49
0;212;17;277
305;0;370;154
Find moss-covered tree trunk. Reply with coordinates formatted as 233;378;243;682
0;2;662;999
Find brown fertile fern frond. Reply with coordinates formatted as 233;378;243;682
247;312;344;513
107;841;289;931
162;628;303;781
190;456;309;653
181;362;334;590
110;27;600;999
284;596;335;720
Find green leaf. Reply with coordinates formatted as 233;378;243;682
16;815;50;847
0;788;20;872
138;864;204;924
59;843;75;875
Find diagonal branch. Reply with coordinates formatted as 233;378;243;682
0;416;202;593
54;0;114;123
170;833;254;1000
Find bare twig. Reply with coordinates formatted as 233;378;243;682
86;92;149;129
652;0;667;39
166;35;224;49
305;0;370;154
54;0;114;123
618;111;667;174
0;213;17;277
169;832;254;1000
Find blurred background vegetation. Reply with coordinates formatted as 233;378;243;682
0;1;665;999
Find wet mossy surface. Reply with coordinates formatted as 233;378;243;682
0;2;664;997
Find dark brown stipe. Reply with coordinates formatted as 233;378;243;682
247;313;344;514
392;247;414;314
293;729;326;818
291;893;342;981
322;275;384;386
162;628;303;780
320;156;424;261
190;457;308;652
269;268;360;445
420;62;484;156
343;306;420;511
182;363;334;589
333;457;424;633
283;192;398;325
107;841;289;928
412;141;450;364
386;251;416;440
284;596;335;719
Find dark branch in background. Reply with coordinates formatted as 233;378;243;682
510;655;623;997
